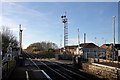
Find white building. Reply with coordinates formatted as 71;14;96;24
74;43;106;59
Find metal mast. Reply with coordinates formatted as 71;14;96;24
19;24;23;55
77;28;80;55
78;28;80;46
84;33;86;43
112;16;115;60
61;12;68;52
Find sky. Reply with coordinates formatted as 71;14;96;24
1;2;119;49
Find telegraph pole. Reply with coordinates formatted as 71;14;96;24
61;12;68;53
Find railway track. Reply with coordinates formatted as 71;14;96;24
52;61;101;80
38;60;88;80
24;52;70;80
23;52;101;80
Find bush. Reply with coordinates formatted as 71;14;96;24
35;53;55;58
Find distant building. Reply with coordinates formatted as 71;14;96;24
65;45;78;55
100;44;112;58
101;44;120;50
100;44;112;49
57;45;78;55
59;43;106;59
76;43;106;59
100;44;120;59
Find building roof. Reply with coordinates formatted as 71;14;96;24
65;45;78;49
64;43;99;49
101;44;120;49
80;43;99;48
100;44;111;49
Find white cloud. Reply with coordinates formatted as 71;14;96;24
1;15;27;31
2;2;48;21
2;2;58;30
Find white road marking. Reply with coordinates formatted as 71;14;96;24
26;71;29;80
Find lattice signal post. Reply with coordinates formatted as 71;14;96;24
61;13;68;52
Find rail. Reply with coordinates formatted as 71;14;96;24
24;52;40;70
45;60;88;80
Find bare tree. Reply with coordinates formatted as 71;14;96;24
2;26;18;55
